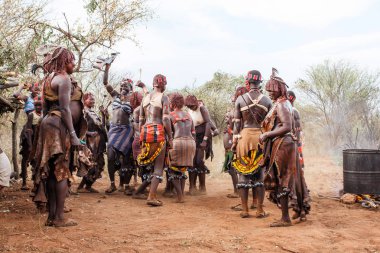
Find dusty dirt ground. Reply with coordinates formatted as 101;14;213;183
1;152;379;253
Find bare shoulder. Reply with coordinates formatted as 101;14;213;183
51;73;70;88
260;95;271;103
260;95;272;107
293;107;300;119
168;111;175;120
277;99;292;113
235;94;245;106
162;94;169;102
200;105;209;113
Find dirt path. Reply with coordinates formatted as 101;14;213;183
1;155;379;253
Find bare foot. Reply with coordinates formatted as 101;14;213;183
240;211;250;218
52;218;78;227
255;210;269;219
300;211;307;222
21;185;30;191
45;219;53;226
292;212;300;220
270;220;292;227
105;184;117;194
132;193;147;200
84;187;99;193
147;199;163;207
124;187;135;196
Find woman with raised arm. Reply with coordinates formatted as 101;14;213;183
102;62;134;194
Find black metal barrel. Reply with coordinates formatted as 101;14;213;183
343;149;380;194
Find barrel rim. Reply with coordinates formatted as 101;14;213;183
343;149;380;154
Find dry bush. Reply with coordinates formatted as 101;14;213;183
296;60;380;154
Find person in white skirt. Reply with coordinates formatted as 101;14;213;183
0;147;12;191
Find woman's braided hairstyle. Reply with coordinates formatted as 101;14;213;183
265;68;288;98
46;47;75;73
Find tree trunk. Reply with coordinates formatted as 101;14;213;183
0;95;15;111
12;108;20;178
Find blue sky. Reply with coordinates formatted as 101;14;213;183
49;0;380;89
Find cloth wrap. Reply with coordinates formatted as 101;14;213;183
74;146;94;177
232;128;264;189
289;139;311;215
189;123;211;174
168;136;195;181
0;151;12;187
262;99;297;203
137;123;166;182
108;123;133;156
32;72;87;204
83;108;107;183
32;110;71;204
137;123;165;166
263;136;296;190
19;124;37;157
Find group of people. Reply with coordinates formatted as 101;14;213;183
1;45;310;228
223;69;310;227
6;46;218;227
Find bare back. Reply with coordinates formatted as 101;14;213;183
141;91;166;124
170;110;194;139
235;90;272;129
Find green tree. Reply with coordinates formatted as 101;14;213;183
0;0;153;177
182;72;244;130
1;0;152;74
35;0;152;73
0;0;45;72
